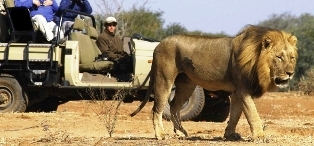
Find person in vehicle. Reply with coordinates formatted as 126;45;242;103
15;0;65;44
96;16;132;73
54;0;92;37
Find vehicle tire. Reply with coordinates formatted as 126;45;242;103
0;77;27;112
163;86;205;121
194;90;231;122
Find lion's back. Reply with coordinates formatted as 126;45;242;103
154;34;233;62
152;34;235;92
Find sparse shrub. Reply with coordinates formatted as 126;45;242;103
80;87;126;137
298;69;314;95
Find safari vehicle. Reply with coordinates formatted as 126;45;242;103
0;1;230;122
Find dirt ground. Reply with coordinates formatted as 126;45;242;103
0;92;314;145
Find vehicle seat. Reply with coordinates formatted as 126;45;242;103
5;7;36;42
70;18;114;72
4;0;46;43
4;0;14;8
86;25;101;58
122;36;132;55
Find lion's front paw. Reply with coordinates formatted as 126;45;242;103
224;133;242;141
224;132;242;141
174;128;188;137
155;133;169;140
248;133;269;143
173;128;188;140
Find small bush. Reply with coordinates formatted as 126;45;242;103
298;69;314;95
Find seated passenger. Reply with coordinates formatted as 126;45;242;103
54;0;92;37
15;0;65;44
96;16;132;74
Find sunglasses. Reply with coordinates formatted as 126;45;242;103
105;23;116;27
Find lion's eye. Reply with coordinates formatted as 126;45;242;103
277;56;283;62
291;56;295;61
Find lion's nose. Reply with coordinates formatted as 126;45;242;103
286;71;294;77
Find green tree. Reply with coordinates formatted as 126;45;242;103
188;30;228;37
93;7;164;39
117;7;164;39
258;12;298;30
93;0;229;40
291;14;314;81
92;0;164;39
158;22;187;39
158;23;229;40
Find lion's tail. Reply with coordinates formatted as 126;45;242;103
130;71;153;117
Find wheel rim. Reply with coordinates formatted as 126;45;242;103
0;87;13;108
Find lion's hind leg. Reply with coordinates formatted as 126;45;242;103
170;73;196;138
152;79;174;140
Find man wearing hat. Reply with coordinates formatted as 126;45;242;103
96;16;131;73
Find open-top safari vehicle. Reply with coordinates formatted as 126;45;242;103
0;0;230;122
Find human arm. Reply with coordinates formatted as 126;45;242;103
14;0;37;8
51;0;59;12
78;0;92;14
56;0;87;21
58;0;75;12
71;0;92;14
42;0;58;12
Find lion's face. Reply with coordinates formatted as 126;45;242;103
259;31;298;89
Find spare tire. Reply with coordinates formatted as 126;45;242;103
163;86;205;121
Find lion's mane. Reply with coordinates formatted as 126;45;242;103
232;25;297;97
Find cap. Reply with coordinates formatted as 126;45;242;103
105;17;117;24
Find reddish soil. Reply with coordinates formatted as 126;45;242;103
0;92;314;145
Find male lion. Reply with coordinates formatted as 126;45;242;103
131;25;298;140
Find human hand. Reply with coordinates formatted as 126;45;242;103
43;0;53;6
113;57;120;63
33;0;41;6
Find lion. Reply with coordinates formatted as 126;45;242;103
131;25;298;141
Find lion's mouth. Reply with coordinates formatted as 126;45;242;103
274;77;289;88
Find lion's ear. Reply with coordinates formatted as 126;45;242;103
262;37;272;49
288;35;297;47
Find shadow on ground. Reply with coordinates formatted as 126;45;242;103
26;97;69;112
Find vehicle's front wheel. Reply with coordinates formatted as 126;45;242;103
0;77;27;112
163;86;205;121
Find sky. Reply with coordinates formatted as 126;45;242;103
57;0;314;36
